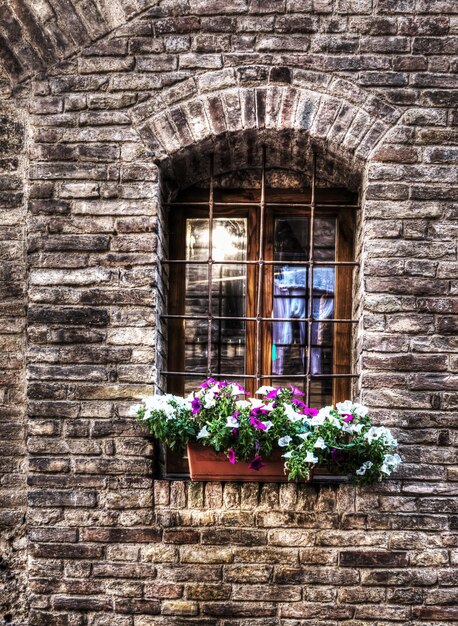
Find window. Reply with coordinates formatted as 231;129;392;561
160;150;359;477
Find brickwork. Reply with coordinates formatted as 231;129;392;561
0;1;457;624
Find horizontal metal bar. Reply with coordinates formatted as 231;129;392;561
162;371;359;380
166;201;359;210
161;314;358;323
161;259;359;267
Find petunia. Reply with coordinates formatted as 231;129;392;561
278;435;292;447
304;451;319;464
262;420;273;431
250;416;267;430
256;385;276;395
196;425;210;439
336;400;353;414
343;413;354;422
191;397;202;415
227;448;237;464
289;385;304;397
226;415;239;428
265;388;281;399
200;378;216;389
314;437;327;449
248;456;266;471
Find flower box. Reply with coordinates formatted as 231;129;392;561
187;442;312;482
132;379;401;485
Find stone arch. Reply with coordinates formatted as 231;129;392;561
132;67;402;190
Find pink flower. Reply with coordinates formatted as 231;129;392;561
248;456;266;471
227;448;237;464
343;414;354;422
250;416;267;430
289;385;304;397
304;407;319;417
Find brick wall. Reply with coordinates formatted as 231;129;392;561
0;1;457;624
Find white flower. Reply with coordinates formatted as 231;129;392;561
356;460;373;476
196;425;210;439
304;451;319;464
314;437;327;450
129;403;142;416
225;415;239;428
380;454;401;475
282;451;293;459
203;395;216;409
351;423;364;434
249;398;274;412
353;403;369;417
297;432;310;441
336;400;353;414
236;400;251;410
262;420;274;431
256;385;276;395
284;404;303;423
228;383;242;396
278;435;292;447
310;412;326;426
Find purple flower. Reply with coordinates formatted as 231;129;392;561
191;397;202;414
227;448;237;464
233;411;241;420
292;398;307;411
234;382;248;395
200;378;216;389
250;416;267;430
232;428;239;437
248;456;266;471
343;414;354;422
289;385;304;397
304;407;319;417
251;407;269;418
330;448;346;463
266;388;280;399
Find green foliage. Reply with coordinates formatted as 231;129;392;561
132;381;401;484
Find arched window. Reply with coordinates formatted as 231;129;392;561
160;149;359;477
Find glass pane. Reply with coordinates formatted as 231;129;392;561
271;216;336;382
315;217;336;261
184;218;247;387
274;217;309;262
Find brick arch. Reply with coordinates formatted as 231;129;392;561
133;70;402;189
0;0;159;84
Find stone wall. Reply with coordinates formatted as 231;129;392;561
0;1;457;624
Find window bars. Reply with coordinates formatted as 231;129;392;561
161;147;360;405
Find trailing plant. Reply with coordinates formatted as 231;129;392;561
131;379;401;484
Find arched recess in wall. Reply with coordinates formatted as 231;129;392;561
131;77;402;476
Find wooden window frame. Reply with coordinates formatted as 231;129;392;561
160;154;358;479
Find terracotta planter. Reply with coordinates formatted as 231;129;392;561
187;442;312;483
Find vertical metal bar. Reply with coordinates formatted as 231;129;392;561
207;156;214;378
305;151;317;405
255;146;266;390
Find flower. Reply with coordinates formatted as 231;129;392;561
278;435;292;447
227;448;237;464
381;453;401;475
304;451;319;463
248;456;266;471
226;415;239;428
262;420;274;431
191;397;202;415
336;400;353;414
353;403;369;417
236;400;251;409
256;385;276;395
313;437;327;450
196;425;210;439
289;385;304;397
284;404;303;423
200;378;217;389
343;413;354;422
356;460;373;476
129;403;142;416
250;416;267;430
265;388;281;399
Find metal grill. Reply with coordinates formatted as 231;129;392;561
160;148;360;405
